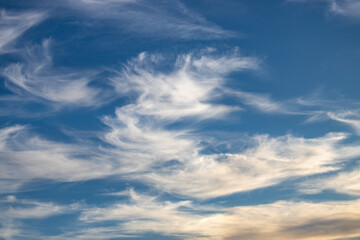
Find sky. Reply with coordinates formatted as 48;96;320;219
0;0;360;239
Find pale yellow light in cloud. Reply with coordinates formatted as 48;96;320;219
79;189;360;240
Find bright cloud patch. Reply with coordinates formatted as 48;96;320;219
110;50;258;120
135;132;359;199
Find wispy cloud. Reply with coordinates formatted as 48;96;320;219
329;0;360;18
100;50;360;199
0;195;79;239
328;110;360;135
70;189;360;240
2;39;110;108
102;111;197;173
137;132;360;199
110;50;258;121
65;0;236;39
1;1;359;240
0;49;260;194
288;0;360;19
2;49;360;202
2;190;360;239
226;89;300;114
0;125;115;193
300;166;360;196
0;195;78;219
0;9;46;53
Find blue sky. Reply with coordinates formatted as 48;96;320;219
0;0;360;239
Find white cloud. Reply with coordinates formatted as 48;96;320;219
226;89;297;114
138;132;360;199
3;119;358;200
2;39;108;107
102;111;197;172
0;125;115;193
2;49;360;203
328;110;360;135
300;166;360;196
75;189;360;240
0;195;79;239
111;50;328;118
0;220;21;240
0;10;46;53
110;50;258;120
100;50;360;199
0;50;261;196
0;3;358;240
80;188;194;223
103;116;357;200
102;95;360;200
0;196;78;220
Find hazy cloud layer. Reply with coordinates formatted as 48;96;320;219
66;0;235;39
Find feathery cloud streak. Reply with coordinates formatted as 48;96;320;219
328;110;360;135
2;39;109;107
2;50;360;201
0;195;79;239
0;10;46;53
288;0;360;19
103;51;360;199
1;189;360;239
329;0;360;18
300;166;360;196
65;0;235;39
76;189;360;240
1;1;360;239
0;125;115;193
110;50;259;120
